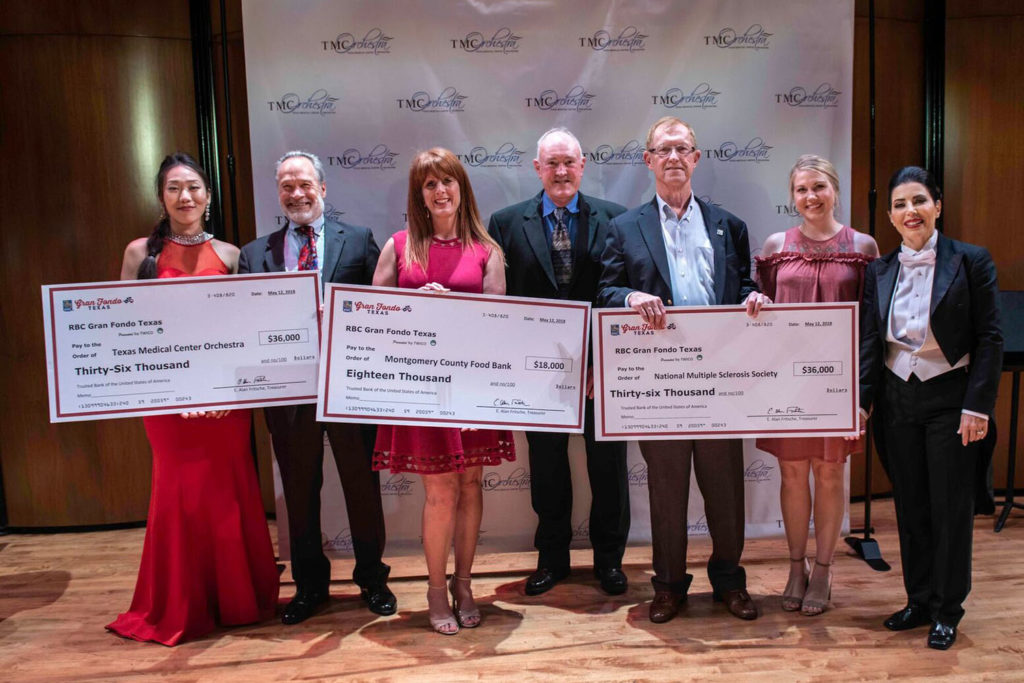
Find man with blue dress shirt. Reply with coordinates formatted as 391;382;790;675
488;128;631;597
597;117;769;623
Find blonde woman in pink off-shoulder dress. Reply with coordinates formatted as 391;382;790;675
754;155;878;616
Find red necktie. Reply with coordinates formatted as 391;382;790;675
297;225;318;271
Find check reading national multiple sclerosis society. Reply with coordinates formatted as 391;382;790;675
42;272;322;422
592;302;860;440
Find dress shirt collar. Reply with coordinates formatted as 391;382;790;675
542;192;579;218
656;192;697;224
288;213;326;236
899;229;938;258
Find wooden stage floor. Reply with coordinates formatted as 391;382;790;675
2;499;1023;681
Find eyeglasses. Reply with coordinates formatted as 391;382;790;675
648;145;697;158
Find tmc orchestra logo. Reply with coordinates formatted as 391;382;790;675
687;514;710;535
267;88;338;115
380;473;415;496
776;83;842;108
697;194;722;209
451;27;521;53
524;85;595;112
653;83;721;110
775;201;799;218
321;28;393;55
626;462;648;487
579;26;648;52
705;138;773;163
324;528;354;552
278;203;344;226
327;144;399;171
705;24;772;50
587;140;646;166
456;143;525;168
481;466;531;492
397;87;467;113
744;458;775;483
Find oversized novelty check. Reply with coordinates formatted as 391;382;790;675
42;272;321;422
593;303;859;440
317;285;589;432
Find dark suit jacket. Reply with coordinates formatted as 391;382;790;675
238;219;380;427
487;191;626;304
859;233;1003;417
597;196;758;308
237;219;380;284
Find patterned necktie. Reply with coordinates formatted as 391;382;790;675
551;207;572;288
297;225;318;271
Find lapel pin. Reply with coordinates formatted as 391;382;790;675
716;229;724;236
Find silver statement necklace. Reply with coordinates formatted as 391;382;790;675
166;231;213;246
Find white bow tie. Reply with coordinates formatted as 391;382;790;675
898;249;936;267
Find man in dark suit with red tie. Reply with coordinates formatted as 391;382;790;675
597;117;770;623
488;128;631;597
238;150;394;624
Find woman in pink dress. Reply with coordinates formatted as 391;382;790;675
754;155;878;616
110;153;279;645
372;148;515;635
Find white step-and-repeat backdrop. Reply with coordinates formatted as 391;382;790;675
241;0;854;558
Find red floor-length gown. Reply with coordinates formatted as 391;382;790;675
107;240;279;646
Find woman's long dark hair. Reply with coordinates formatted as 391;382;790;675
887;165;943;206
137;153;212;279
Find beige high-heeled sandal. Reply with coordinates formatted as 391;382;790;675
449;575;481;628
801;561;833;616
427;583;459;635
782;556;810;612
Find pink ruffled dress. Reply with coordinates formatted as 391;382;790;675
754;225;874;462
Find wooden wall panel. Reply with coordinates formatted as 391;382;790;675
945;4;1024;490
0;15;197;526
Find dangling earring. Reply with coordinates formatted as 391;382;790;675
159;205;168;220
204;202;211;224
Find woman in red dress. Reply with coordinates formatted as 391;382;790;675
108;153;279;645
754;155;878;616
372;148;515;635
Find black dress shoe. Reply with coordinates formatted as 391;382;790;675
928;622;957;650
884;604;932;631
281;590;329;625
594;567;628;595
361;583;397;616
525;567;570;596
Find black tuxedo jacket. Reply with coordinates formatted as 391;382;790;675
237;219;380;284
859;233;1002;416
596;196;758;308
487;191;626;303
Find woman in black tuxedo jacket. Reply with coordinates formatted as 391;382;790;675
855;166;1002;650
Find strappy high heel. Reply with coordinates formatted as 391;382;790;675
427;583;459;635
801;561;833;616
782;556;810;612
449;575;481;628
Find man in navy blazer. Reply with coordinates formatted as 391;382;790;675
597;117;769;624
488;128;631;597
238;151;394;624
